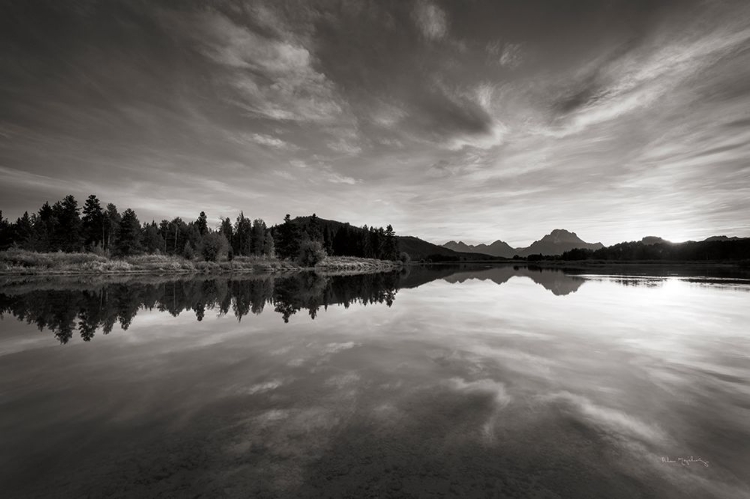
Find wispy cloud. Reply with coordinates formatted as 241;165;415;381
413;0;448;41
196;12;348;125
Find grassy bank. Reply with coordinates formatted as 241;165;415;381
0;250;401;275
314;255;402;273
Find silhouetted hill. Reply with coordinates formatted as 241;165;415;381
444;240;516;258
703;235;740;242
444;229;603;257
641;236;670;245
292;216;494;261
519;229;604;256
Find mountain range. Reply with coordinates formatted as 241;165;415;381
444;229;604;258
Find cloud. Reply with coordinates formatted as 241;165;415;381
500;43;523;68
486;41;523;69
230;132;295;150
548;21;750;136
321;169;358;185
245;379;285;395
413;0;448;41
196;12;348;124
447;377;511;406
327;139;362;155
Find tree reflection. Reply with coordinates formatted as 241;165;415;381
0;265;588;343
0;271;403;343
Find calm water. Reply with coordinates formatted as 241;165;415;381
1;265;749;498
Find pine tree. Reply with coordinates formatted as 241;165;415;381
234;212;253;256
117;209;142;255
0;211;11;251
13;212;34;249
104;203;121;250
53;195;83;252
82;194;105;248
33;202;55;251
385;224;399;260
251;219;266;255
276;214;301;259
263;231;275;257
220;217;233;241
142;221;164;253
196;211;208;236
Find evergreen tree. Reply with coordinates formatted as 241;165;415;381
104;203;121;250
307;213;322;241
82;194;105;248
32;202;55;251
117;209;142;255
52;195;83;252
263;231;275;257
323;226;334;255
13;212;34;249
276;214;301;259
251;219;266;255
142;221;164;253
384;224;399;260
220;217;233;241
196;211;208;236
0;211;11;250
233;212;253;256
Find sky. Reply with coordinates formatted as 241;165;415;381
1;0;749;247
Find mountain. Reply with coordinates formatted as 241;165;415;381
443;240;516;258
703;235;740;242
290;216;494;261
397;236;494;260
519;229;604;257
641;236;670;245
443;229;604;258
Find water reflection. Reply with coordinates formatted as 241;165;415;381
442;265;585;295
0;266;589;343
1;265;749;498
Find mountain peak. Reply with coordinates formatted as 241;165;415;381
519;229;603;256
549;229;575;236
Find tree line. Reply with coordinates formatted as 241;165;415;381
0;194;404;263
557;238;750;262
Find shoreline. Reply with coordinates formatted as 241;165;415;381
0;251;403;277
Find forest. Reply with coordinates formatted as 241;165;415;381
556;238;750;262
0;194;404;264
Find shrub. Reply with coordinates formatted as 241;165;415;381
201;232;229;262
183;242;195;260
297;240;327;267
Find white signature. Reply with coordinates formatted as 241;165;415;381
661;456;709;467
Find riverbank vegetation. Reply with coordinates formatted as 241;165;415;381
0;249;402;275
0;194;409;273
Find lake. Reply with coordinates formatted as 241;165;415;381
1;265;749;498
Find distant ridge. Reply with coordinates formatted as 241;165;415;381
291;216;495;260
443;229;604;257
443;240;516;258
641;236;670;245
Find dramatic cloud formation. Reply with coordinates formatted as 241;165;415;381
1;0;749;245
